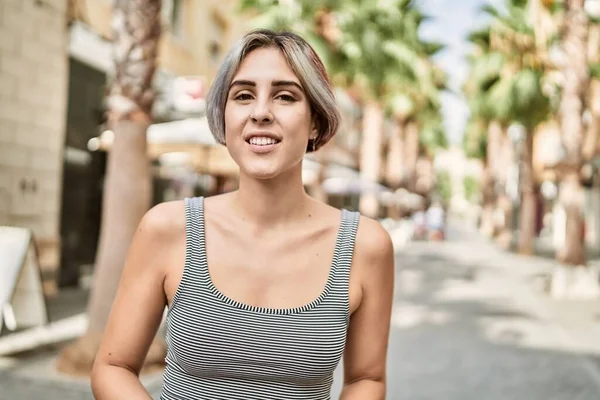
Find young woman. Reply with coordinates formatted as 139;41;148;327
91;30;394;400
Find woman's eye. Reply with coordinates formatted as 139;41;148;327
234;93;253;101
276;94;296;102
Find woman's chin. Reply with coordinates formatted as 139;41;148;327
240;164;282;180
233;153;303;182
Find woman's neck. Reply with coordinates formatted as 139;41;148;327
231;164;313;229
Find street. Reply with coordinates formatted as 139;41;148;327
334;223;600;399
2;223;600;399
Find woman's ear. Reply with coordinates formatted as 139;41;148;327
310;117;320;139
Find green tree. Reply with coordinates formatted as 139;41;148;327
464;176;480;202
464;0;552;254
435;170;452;204
386;57;447;194
463;26;508;238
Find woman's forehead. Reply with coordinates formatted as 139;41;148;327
233;47;300;84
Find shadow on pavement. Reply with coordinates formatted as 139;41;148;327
383;231;600;400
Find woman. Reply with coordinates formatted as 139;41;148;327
91;30;394;400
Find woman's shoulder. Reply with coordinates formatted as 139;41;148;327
353;215;394;274
122;201;187;280
137;200;187;242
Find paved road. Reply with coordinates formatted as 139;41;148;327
331;224;600;399
2;223;600;399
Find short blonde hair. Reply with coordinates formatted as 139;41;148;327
206;29;340;152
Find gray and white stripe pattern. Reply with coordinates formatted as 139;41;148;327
160;197;360;400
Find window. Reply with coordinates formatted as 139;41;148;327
171;0;184;39
208;14;226;64
209;41;221;64
162;0;184;39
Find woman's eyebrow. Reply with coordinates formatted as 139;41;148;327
229;80;255;90
272;80;303;91
229;79;304;91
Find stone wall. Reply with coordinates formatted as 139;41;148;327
0;0;69;276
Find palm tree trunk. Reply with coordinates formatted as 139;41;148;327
481;121;502;237
385;120;404;189
359;101;384;217
557;0;588;265
495;127;514;249
583;23;600;160
518;132;537;255
557;173;586;264
480;165;495;237
384;121;404;219
583;79;600;160
86;121;152;332
57;0;163;376
403;120;419;193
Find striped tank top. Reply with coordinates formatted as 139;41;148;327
160;196;360;400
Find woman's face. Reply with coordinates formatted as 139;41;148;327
224;47;316;180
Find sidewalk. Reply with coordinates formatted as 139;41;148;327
535;234;600;261
362;222;600;399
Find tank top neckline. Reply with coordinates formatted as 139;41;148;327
195;196;352;316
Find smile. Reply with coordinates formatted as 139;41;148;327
245;135;281;154
247;136;280;146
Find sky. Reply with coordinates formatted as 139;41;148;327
418;0;504;145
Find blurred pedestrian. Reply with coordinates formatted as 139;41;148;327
91;29;394;399
426;199;445;241
411;201;428;240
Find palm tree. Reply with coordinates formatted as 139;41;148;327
556;0;589;265
465;0;551;255
243;1;341;48
322;0;441;217
57;0;163;376
531;0;594;266
332;1;447;214
386;53;447;194
464;28;502;237
464;26;512;239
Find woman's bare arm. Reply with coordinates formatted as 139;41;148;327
91;201;184;399
340;217;395;400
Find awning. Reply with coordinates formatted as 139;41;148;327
322;177;390;195
303;161;401;198
88;118;239;177
147;117;216;145
302;160;362;187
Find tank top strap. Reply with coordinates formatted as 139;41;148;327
184;196;210;278
329;209;360;293
185;195;209;265
168;197;208;313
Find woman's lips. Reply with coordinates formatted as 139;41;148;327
245;136;280;154
247;141;280;154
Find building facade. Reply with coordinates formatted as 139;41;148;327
0;0;70;289
0;0;249;291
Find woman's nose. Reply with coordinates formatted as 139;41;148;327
250;100;273;123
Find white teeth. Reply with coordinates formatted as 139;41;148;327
249;137;277;146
